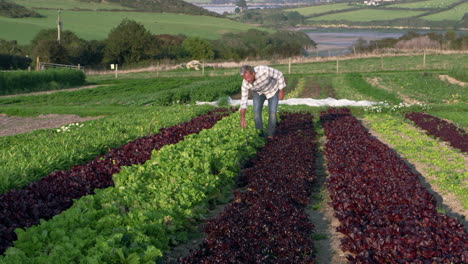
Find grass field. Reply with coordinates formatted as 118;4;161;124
285;3;352;17
0;9;270;44
307;9;426;22
420;1;468;21
389;0;462;9
12;0;132;10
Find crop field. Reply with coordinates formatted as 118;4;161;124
421;1;468;21
0;54;466;262
307;9;426;22
0;9;268;44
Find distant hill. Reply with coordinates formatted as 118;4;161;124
0;0;41;18
80;0;220;16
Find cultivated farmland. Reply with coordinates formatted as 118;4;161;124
0;54;466;263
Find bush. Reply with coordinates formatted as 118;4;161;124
0;54;31;70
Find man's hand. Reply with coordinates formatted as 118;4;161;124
240;118;246;128
240;108;247;128
278;89;284;100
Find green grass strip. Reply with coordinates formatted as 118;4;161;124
368;72;467;104
0;75;241;107
365;113;467;209
1;110;264;263
0;105;213;193
344;73;401;104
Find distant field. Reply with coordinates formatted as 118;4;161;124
0;9;270;44
183;0;271;2
421;1;468;21
389;0;462;9
285;3;352;16
181;0;211;3
307;9;425;22
13;0;132;10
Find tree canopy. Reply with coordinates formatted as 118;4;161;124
104;19;154;64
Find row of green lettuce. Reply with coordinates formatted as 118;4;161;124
0;105;214;194
364;114;467;209
0;69;86;96
0;74;241;107
1;111;264;263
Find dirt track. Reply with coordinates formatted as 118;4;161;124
0;114;101;137
0;85;108;136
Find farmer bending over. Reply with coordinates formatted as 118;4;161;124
239;65;286;138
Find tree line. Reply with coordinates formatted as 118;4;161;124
0;0;41;18
0;19;315;70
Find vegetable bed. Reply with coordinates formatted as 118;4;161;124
321;108;467;263
180;112;318;263
0;109;263;263
405;112;467;153
0;108;233;255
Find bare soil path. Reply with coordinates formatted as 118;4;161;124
0;84;108;136
307;149;349;264
439;75;467;87
0;114;101;137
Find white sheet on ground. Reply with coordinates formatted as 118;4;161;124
196;97;383;107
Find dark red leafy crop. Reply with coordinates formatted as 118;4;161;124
0;108;234;255
320;108;467;263
179;113;318;264
406;112;467;152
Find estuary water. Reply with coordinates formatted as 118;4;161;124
197;4;285;14
199;5;467;57
305;30;405;56
304;28;468;56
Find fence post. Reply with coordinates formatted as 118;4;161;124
157;62;160;77
288;57;291;74
115;64;118;79
423;50;426;69
36;56;40;71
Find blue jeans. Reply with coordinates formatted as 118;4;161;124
253;90;279;137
